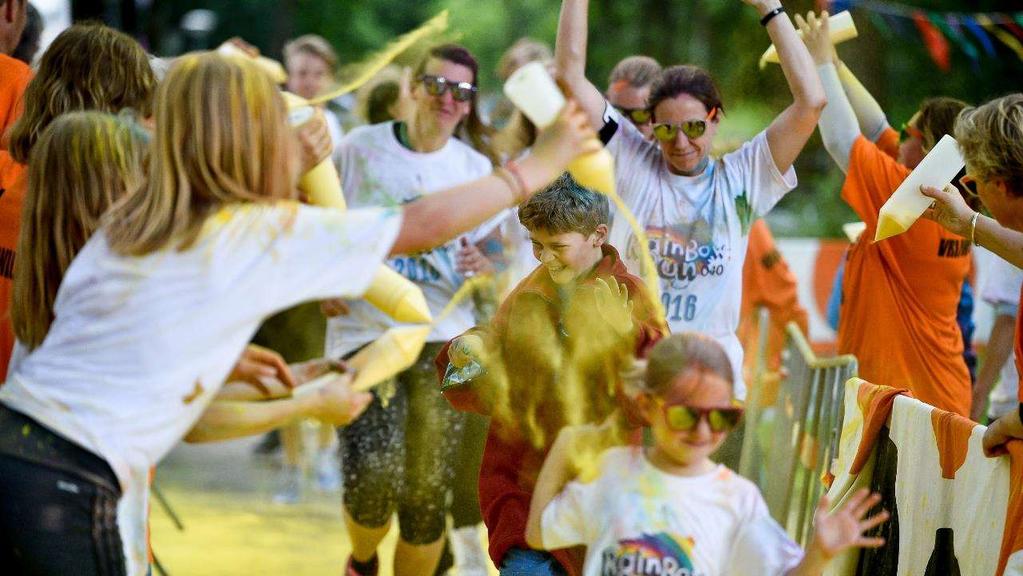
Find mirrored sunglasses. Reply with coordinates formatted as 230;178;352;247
652;107;718;142
663;404;743;433
615;105;653;125
419;74;477;102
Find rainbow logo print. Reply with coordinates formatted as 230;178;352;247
599;532;702;576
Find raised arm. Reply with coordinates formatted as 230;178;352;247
836;61;890;142
754;2;827;174
796;11;859;173
392;102;598;256
555;0;610;129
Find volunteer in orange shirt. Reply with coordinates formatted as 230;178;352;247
799;13;973;416
737;218;808;401
922;94;1023;456
0;0;30;380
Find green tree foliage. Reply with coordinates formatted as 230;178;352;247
146;0;1023;236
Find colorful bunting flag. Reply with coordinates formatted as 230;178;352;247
912;11;951;71
826;0;1023;68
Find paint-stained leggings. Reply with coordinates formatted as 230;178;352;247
340;342;465;545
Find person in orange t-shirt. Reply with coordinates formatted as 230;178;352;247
0;48;33;380
737;218;808;405
799;14;973;416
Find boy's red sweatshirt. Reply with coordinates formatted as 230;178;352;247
435;245;666;573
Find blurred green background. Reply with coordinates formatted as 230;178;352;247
89;0;1023;237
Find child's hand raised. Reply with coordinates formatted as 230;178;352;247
809;489;889;561
593;278;634;337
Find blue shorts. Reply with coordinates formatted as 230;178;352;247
500;549;568;576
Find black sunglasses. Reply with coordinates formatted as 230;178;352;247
615;105;653;125
419;75;477;102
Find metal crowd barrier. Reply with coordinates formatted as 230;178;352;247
740;322;858;547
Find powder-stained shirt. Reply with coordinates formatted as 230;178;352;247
603;106;797;398
541;447;803;576
327;121;499;355
1;203;400;488
837;134;971;416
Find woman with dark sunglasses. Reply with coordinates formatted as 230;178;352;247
525;333;889;576
328;44;505;576
556;0;825;400
801;12;975;417
919;95;1023;456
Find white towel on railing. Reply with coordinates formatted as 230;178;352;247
890;395;1010;575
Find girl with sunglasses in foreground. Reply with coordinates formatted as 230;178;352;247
525;333;889;575
556;0;825;400
800;13;975;418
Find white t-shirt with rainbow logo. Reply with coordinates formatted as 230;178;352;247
541;447;803;576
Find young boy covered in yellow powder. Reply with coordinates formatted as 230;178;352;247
436;174;667;575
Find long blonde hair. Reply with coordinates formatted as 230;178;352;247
6;23;155;164
12;112;148;350
105;52;299;256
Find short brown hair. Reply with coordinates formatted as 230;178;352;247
7;23;155;164
648;65;723;121
915;97;969;153
608;55;662;92
283;34;338;73
518;173;609;235
956;94;1023;197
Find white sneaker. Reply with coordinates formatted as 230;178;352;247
272;466;302;504
450;524;490;576
314;448;341;492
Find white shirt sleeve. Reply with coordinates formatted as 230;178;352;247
209;203;402;319
725;496;804;576
980;249;1023;307
721;129;798;219
540;478;600;550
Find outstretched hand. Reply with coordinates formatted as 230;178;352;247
228;344;297;397
810;489;889;560
921;183;975;238
594;278;634;337
794;11;836;65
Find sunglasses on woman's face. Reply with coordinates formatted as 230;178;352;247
652;107;718;142
419;75;477;102
959;174;979;200
661;402;743;433
899;122;925;143
615;105;653;126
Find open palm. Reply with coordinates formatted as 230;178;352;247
812;489;890;559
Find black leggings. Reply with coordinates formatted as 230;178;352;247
340;342;465;545
0;406;125;576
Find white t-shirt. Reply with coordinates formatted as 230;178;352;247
0;202;399;486
603;106;797;397
541;447;803;576
978;247;1023;419
327;121;499;356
